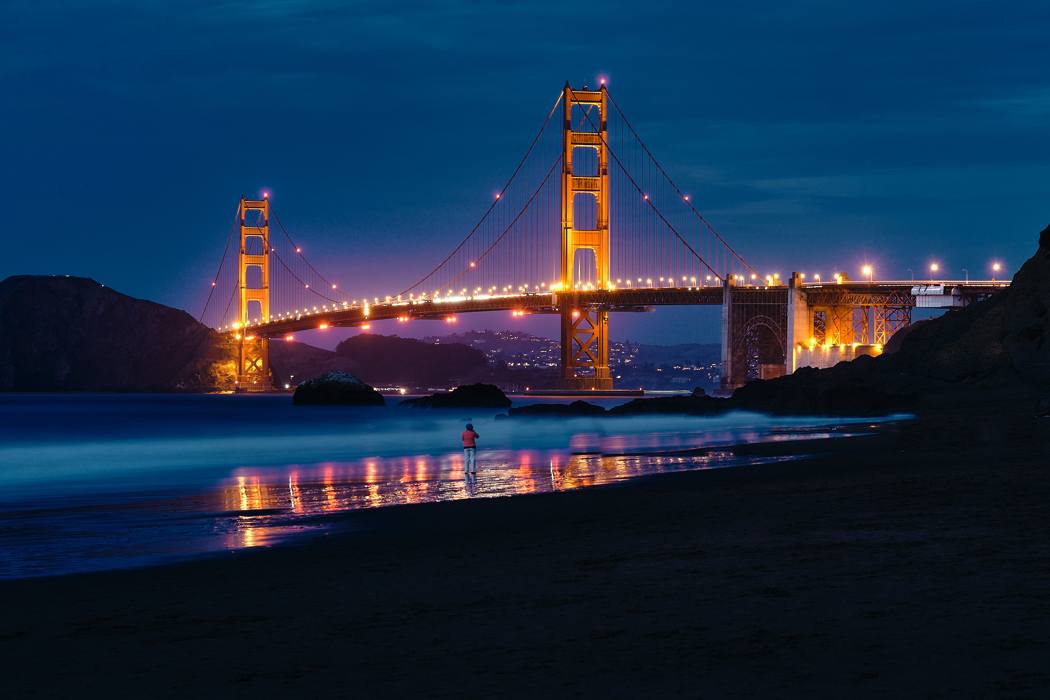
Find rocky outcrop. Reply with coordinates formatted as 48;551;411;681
292;371;385;405
508;400;606;417
401;383;511;409
0;275;235;391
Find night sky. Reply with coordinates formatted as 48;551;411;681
3;1;1049;345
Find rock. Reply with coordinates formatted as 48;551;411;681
292;371;385;406
691;387;706;397
508;400;606;417
401;383;511;409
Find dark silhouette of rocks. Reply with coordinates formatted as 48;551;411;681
292;371;385;405
335;334;487;388
402;383;511;409
0;275;235;391
508;400;606;417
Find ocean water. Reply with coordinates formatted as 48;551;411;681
0;393;902;579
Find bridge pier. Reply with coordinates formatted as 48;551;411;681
560;306;612;390
720;275;789;391
237;335;270;391
785;272;813;375
719;275;737;392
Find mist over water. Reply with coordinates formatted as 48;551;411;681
0;394;902;578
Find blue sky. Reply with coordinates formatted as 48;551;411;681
2;1;1048;344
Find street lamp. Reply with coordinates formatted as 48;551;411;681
929;262;939;281
862;264;873;284
962;268;969;283
992;261;1001;282
906;268;914;280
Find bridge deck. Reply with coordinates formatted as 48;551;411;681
233;281;1008;338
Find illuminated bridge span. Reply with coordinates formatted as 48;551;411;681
199;83;1009;391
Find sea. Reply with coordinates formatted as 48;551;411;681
0;393;904;579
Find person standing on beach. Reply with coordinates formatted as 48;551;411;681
461;423;480;474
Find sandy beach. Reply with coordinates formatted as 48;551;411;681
2;412;1048;698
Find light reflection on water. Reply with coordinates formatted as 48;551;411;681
0;394;905;578
215;434;824;552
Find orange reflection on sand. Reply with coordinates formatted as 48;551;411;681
515;451;537;493
288;471;303;513
321;463;338;512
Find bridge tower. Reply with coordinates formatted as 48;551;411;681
237;197;271;391
560;83;613;390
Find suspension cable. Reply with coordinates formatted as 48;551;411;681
567;86;738;279
197;204;240;324
605;89;755;275
271;248;345;305
270;208;349;300
445;154;562;292
399;90;565;296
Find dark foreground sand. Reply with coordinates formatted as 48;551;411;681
2;413;1049;699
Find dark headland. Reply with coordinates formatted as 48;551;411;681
1;227;1049;697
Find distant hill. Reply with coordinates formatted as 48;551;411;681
270;341;357;388
334;334;488;388
0;275;235;391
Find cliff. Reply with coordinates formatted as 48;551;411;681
0;275;235;391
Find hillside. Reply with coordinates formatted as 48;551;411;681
732;223;1050;415
0;276;235;391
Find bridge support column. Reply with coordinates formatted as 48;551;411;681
236;197;272;392
561;307;612;390
785;272;812;375
719;275;738;391
558;83;612;391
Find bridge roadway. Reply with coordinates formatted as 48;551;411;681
237;280;1007;339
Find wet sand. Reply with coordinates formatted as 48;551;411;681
2;413;1049;698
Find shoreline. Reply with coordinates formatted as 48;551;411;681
3;412;1048;696
0;414;900;581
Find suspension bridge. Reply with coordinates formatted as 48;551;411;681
199;83;1008;392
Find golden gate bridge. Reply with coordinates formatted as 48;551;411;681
198;83;1008;392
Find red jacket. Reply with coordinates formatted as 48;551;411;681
461;430;479;448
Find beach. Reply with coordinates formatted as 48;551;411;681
2;412;1048;698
